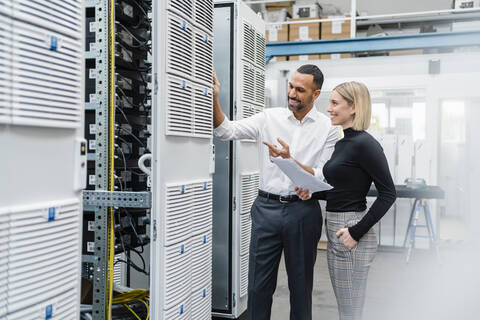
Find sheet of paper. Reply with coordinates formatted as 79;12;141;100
268;27;278;41
271;157;333;193
299;26;309;40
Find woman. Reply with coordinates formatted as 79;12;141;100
296;82;397;320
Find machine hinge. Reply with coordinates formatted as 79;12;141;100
154;72;158;95
233;196;236;211
152;219;157;242
233;293;236;308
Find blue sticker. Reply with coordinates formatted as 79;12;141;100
45;304;53;319
203;288;206;298
249;105;253;111
248;175;252;181
182;21;187;30
181;80;186;90
204;88;208;96
180;244;184;254
203;182;207;190
204;34;209;43
48;207;55;221
180;304;184;315
50;36;58;51
249;24;253;31
181;185;185;194
249;64;253;71
203;235;207;244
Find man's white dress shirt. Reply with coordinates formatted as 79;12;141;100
214;107;339;195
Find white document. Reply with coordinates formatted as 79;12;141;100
268;27;278;41
271;157;333;193
299;26;309;40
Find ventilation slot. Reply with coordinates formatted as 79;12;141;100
240;214;251;257
255;31;266;69
193;84;213;138
0;15;12;125
11;0;82;38
163;240;192;311
167;13;193;78
193;29;213;86
240;253;249;298
242;21;255;63
166;75;193;137
0;199;80;316
10;20;82;128
240;173;260;215
239;173;259;297
255;68;265;106
167;0;193;22
192;181;213;235
241;62;255;103
164;183;193;245
240;103;263;120
193;0;213;35
191;283;211;320
163;298;191;320
191;231;212;290
6;289;78;320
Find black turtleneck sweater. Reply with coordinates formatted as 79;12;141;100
314;128;396;241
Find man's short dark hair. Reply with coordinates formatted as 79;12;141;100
296;64;324;90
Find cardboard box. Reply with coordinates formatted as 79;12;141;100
388;50;423;56
266;24;289;61
266;1;294;16
289;55;321;61
320;53;351;59
321;16;351;39
289;17;321;41
288;17;321;61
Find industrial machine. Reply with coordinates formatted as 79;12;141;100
0;0;85;318
212;1;265;318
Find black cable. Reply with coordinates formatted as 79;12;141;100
116;21;149;46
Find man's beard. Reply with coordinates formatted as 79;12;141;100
288;98;308;113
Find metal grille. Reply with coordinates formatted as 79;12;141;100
193;84;213;138
193;0;213;35
167;0;193;22
242;20;255;63
166;75;193;137
241;61;255;103
163;240;192;311
0;199;80;317
193;29;213;86
167;12;193;78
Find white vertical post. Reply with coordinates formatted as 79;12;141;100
350;0;357;38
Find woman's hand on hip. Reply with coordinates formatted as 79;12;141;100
336;228;358;250
295;187;312;200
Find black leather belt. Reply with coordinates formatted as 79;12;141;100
258;190;300;203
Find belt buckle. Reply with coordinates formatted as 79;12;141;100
279;196;289;204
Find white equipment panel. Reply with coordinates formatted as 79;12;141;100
0;1;84;319
212;1;265;318
151;0;214;319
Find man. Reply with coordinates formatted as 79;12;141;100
213;64;338;320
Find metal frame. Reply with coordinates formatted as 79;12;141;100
82;0;110;318
83;191;152;209
265;30;480;62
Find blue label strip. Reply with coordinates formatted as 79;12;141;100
48;207;55;221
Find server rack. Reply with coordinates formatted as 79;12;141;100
212;1;265;318
0;0;85;318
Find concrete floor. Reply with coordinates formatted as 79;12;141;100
271;244;480;320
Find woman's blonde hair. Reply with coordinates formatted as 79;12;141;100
333;81;371;131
